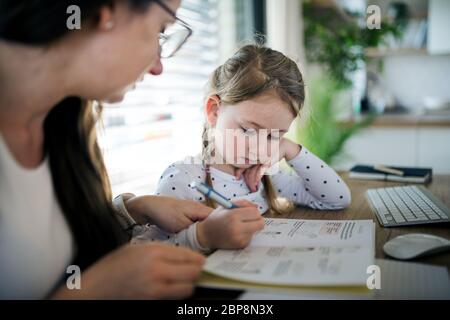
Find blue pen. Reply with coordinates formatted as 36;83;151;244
191;181;239;209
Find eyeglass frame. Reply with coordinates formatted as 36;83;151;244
153;0;193;58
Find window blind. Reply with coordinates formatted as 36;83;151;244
100;0;220;196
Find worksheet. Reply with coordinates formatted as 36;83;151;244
251;219;373;247
203;218;375;286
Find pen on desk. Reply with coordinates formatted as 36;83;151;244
191;181;239;209
374;164;404;176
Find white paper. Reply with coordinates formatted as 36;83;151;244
251;218;374;247
203;218;375;286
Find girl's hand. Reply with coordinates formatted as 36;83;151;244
196;200;264;249
238;139;301;192
280;138;301;162
53;243;205;299
126;196;213;233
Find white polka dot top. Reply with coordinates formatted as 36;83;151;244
132;146;351;252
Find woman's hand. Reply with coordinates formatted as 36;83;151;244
53;243;205;299
125;196;213;233
196;200;264;250
237;139;301;192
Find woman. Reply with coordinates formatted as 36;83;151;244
0;0;259;299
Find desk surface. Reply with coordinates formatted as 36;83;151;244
265;173;450;268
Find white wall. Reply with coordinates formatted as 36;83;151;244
218;0;237;63
336;127;450;174
266;0;305;67
375;54;450;111
428;0;450;54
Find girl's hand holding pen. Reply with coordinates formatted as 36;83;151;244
196;199;265;250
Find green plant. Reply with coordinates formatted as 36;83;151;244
287;1;399;165
288;76;374;165
303;0;402;88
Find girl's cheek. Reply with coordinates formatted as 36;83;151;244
213;131;225;158
213;128;234;162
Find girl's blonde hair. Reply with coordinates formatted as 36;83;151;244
202;44;305;214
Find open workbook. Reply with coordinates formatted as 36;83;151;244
200;218;375;289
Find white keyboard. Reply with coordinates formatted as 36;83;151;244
366;185;450;227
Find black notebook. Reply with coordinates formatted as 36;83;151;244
349;165;432;183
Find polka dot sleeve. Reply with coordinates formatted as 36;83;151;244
270;146;351;210
130;223;210;253
154;162;204;201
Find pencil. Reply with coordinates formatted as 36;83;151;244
191;181;239;209
374;165;404;176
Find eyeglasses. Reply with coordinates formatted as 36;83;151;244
154;0;193;58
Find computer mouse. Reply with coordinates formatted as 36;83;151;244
383;233;450;260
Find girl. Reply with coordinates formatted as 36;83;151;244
135;44;351;252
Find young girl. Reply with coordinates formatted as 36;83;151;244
133;45;351;252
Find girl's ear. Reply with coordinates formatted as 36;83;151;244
204;95;221;126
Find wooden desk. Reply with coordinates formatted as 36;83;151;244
193;174;450;299
265;173;450;268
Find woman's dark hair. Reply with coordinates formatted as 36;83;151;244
0;0;154;45
0;0;156;269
